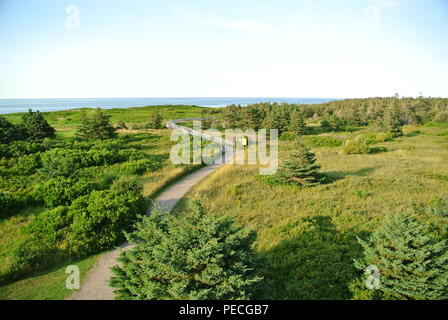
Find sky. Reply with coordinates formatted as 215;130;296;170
0;0;447;99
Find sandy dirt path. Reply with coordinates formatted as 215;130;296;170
69;119;231;300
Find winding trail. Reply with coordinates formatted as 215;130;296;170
69;118;232;300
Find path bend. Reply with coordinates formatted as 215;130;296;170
69;118;230;300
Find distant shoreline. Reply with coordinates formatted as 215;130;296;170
0;97;337;115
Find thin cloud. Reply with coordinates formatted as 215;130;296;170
173;9;272;32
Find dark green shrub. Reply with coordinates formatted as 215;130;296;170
427;196;448;218
320;115;347;131
67;178;144;255
110;200;262;300
20;109;55;139
0;191;18;219
351;211;448;300
147;110;164;129
114;159;163;175
0;116;24;144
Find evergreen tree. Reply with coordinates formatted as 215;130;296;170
0;116;23;143
290;110;309;135
110;200;263;300
320;114;346;131
352;211;448;300
383;104;403;137
148;109;164;129
20;109;55;139
278;140;322;186
77;108;116;140
222;104;242;128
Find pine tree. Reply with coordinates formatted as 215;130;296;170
20;109;55;139
0;116;23;143
290;110;309;135
110;200;263;300
352;211;448;300
148;109;164;129
278;140;322;186
383;104;403;137
77;108;116;139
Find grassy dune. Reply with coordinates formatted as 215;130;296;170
176;125;448;299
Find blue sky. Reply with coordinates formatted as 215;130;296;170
0;0;447;99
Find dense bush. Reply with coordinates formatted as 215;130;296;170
0;116;23;144
351;211;448;300
67;178;145;256
342;136;370;155
375;132;394;143
427;196;448;218
33;177;96;207
0;192;18;219
110;200;262;300
20;109;55;140
112;159;163;175
147;110;164;129
8;177;145;278
320;115;347;131
279;132;297;141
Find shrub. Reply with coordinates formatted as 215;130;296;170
77;108;117;140
320;115;347;131
33;177;96;207
20;109;55;140
9;177;144;278
302;136;343;147
113;159;163;175
351;211;448;300
110;200;263;300
0;192;18;219
9;206;72;274
375;132;394;143
0;116;24;144
279;132;297;141
342;136;370;155
14;154;42;175
67;178;145;255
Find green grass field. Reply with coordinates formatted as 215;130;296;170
175;124;448;299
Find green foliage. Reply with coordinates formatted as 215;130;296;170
320;115;347;131
383;104;403;138
33;177;96;207
427;196;448;218
0;116;23;144
77;108;117;140
342;136;370;155
0;192;19;219
20;109;55;140
352;211;448;300
279;132;297;141
302;136;343;147
147;109;164;129
277;140;322;186
112;159;163;175
290;111;309;135
110;200;263;300
8;177;144;278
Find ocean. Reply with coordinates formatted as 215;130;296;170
0;97;337;114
